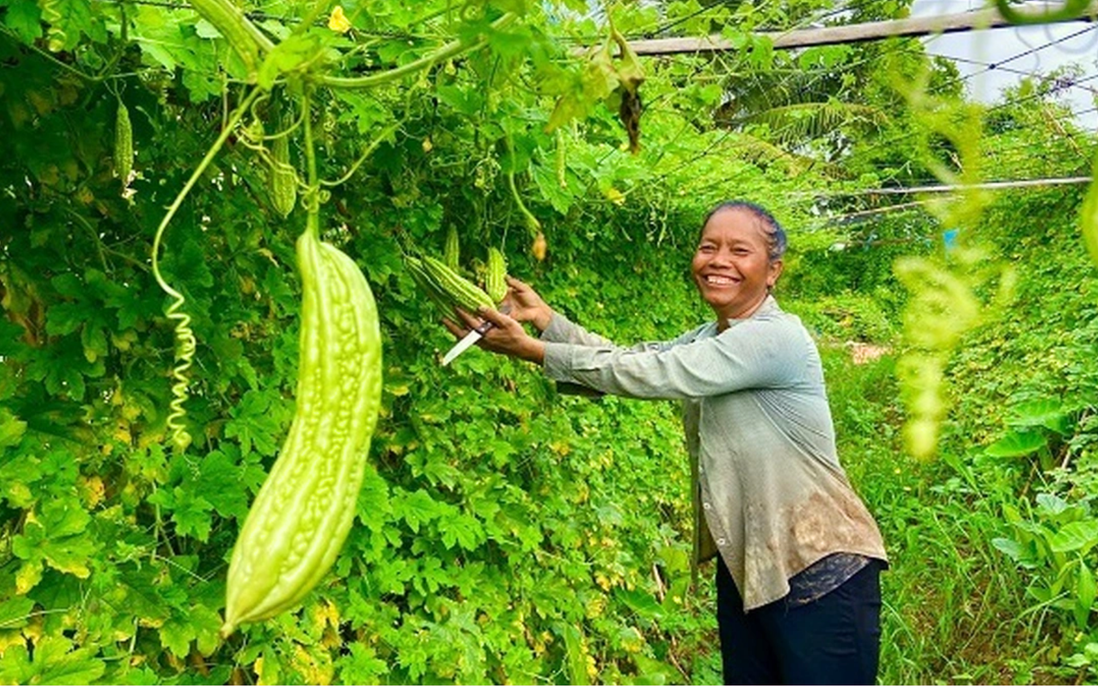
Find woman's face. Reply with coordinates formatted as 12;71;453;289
691;208;783;323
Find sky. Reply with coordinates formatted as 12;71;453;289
910;0;1098;129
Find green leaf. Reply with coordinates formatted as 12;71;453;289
196;448;266;520
614;587;664;620
335;644;389;684
985;428;1047;458
256;34;321;91
1035;492;1072;518
170;487;214;541
160;603;222;659
148;486;214;541
224;389;287;457
3;0;42;43
992;533;1023;559
1050;520;1098;554
0;595;36;631
37;0;97;52
629;653;676;685
437;512;483;551
45;301;87;337
435;84;484;117
1076;560;1096;629
0;408;27;449
554;622;590;686
0;642;35;685
165;238;215;289
0;636;106;685
397;488;444;534
1010;397;1076;435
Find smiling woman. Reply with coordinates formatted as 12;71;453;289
449;200;890;685
691;202;786;329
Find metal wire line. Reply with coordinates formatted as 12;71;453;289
926;21;1098;79
607;1;1094;187
830;18;1098;181
942;52;1098;93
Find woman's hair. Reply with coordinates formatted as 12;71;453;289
701;201;787;262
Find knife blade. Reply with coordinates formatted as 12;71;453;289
441;320;493;366
441;305;509;366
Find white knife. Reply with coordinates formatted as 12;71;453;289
441;320;493;366
441;305;510;367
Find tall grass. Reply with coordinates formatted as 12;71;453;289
823;347;1064;684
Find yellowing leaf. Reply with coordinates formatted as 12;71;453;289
15;562;42;595
313;599;340;629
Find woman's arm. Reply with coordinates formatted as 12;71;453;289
541;315;811;400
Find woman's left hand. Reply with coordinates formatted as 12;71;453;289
443;307;545;364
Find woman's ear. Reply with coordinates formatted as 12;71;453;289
767;260;784;288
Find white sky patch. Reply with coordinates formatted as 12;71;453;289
912;0;1098;127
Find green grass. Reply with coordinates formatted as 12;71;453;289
823;345;1071;684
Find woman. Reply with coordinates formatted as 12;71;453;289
448;201;889;685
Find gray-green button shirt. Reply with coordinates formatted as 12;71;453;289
541;296;888;610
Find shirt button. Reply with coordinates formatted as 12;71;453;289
717;538;727;546
702;502;712;511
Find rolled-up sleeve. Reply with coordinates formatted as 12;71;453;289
543;316;806;400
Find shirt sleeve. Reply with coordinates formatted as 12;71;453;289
541;312;698;352
542;314;808;400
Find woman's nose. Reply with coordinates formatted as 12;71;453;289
708;247;733;265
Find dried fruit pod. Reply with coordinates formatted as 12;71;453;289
532;232;547;262
114;102;133;184
221;227;382;637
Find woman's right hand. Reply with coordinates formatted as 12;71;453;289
503;276;553;332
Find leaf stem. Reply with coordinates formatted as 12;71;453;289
319;120;402;188
317;13;516;90
151;86;262;300
301;89;320;239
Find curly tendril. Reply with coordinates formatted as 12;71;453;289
154;272;198;450
150;87;261;451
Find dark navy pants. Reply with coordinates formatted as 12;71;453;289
716;556;883;685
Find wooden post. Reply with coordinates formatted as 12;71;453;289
606;1;1098;56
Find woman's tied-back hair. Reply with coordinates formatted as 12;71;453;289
702;201;787;263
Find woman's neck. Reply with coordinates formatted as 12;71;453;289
716;293;770;331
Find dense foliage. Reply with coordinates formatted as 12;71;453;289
2;0;1097;683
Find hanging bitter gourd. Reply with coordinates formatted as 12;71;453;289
405;255;461;320
269;132;297;218
419;254;495;313
221;225;382;637
443;226;460;270
485;247;507;304
115;101;133;184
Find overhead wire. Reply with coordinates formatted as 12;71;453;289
601;1;1098;222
